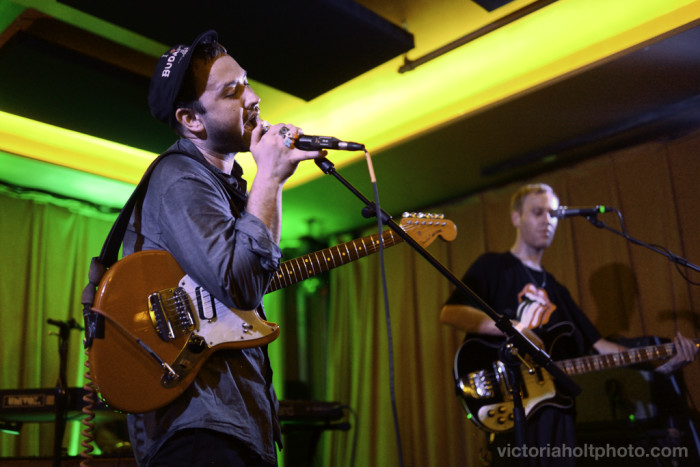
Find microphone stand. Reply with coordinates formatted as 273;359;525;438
498;341;529;458
314;157;581;449
585;212;700;273
47;318;83;467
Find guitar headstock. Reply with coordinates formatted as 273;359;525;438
399;212;457;247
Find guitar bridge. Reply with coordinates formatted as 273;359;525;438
459;370;494;399
148;287;196;341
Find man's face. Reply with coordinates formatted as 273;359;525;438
193;54;261;153
513;191;559;250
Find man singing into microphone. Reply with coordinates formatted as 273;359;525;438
440;183;698;466
122;31;326;466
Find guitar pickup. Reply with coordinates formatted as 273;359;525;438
148;287;196;341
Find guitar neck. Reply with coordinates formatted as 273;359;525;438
267;228;403;293
556;339;699;375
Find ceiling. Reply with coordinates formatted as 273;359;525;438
55;0;415;101
1;0;700;245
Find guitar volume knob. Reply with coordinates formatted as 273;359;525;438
187;335;207;353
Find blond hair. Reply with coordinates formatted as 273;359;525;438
510;183;558;213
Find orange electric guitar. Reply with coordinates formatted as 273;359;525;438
89;213;456;413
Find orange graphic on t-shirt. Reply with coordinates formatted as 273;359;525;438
516;283;557;329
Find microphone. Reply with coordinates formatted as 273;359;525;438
294;135;365;151
550;205;613;219
258;121;364;151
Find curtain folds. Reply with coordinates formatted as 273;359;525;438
0;187;116;457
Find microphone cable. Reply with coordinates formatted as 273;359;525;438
363;149;404;467
79;348;96;466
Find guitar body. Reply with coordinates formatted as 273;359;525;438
453;323;698;433
89;250;279;413
453;327;574;433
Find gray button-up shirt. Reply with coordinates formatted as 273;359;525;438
123;139;282;465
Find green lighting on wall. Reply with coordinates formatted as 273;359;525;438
0;151;133;210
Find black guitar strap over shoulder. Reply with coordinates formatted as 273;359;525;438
80;150;172;348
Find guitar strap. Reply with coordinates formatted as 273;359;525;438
80;142;248;347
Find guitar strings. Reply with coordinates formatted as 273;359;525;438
161;223;421;305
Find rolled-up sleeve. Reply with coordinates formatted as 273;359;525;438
234;212;282;273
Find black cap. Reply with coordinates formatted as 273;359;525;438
147;30;218;125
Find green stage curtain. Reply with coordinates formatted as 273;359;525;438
0;187;116;457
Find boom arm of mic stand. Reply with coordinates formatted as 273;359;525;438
586;215;700;273
314;157;581;399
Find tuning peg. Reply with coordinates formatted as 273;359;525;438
402;212;445;219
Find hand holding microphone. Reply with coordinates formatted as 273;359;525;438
261;120;364;151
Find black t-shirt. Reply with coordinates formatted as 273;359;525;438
446;251;601;360
447;252;602;464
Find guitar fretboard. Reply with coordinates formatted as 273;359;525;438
556;341;698;375
267;228;406;293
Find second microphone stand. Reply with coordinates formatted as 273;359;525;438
314;157;581;453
